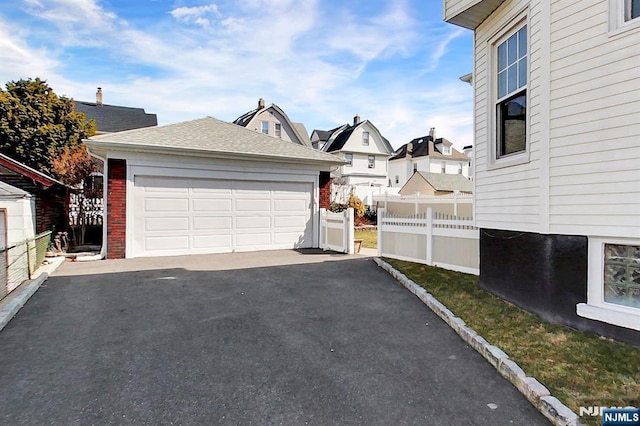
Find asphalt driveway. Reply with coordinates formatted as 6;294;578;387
0;250;549;425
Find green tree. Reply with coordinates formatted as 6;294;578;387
0;78;96;175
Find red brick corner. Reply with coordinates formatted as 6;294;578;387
107;159;126;259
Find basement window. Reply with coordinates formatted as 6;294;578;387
577;238;640;331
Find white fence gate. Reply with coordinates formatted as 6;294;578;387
320;208;354;254
378;208;479;275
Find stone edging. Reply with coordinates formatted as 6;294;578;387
374;257;582;426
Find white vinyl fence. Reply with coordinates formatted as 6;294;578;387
378;208;479;275
320;208;354;254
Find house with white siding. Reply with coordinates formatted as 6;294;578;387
443;0;640;345
388;128;471;189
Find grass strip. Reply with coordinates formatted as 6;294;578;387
355;229;377;249
385;258;640;426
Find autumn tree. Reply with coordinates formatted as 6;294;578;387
0;78;96;175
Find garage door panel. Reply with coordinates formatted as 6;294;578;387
236;181;273;192
193;234;233;249
192;199;232;212
274;232;306;244
274;199;307;212
274;216;307;228
145;198;189;212
236;216;270;229
191;179;233;193
133;175;313;257
236;233;271;246
145;235;190;251
192;216;233;231
145;217;189;232
236;199;270;212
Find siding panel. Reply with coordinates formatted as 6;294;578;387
548;0;640;239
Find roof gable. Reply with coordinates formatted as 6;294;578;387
321;120;394;155
400;171;472;194
233;102;311;147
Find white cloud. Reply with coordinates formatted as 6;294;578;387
170;4;221;28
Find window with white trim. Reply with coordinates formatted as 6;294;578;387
577;238;640;331
275;123;281;138
441;162;446;174
395;175;399;184
603;244;640;309
344;153;353;167
496;24;527;158
413;163;418;173
261;121;269;135
609;0;640;33
362;131;370;146
368;155;375;168
627;0;640;20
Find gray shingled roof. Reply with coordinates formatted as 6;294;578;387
415;172;473;192
0;180;31;199
85;116;346;165
74;101;157;133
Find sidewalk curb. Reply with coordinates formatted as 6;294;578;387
0;257;66;332
373;257;582;426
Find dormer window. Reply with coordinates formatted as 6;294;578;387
362;131;370;146
261;121;269;135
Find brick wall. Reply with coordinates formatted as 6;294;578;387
319;171;332;209
34;191;67;235
107;159;126;259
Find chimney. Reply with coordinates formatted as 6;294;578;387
429;127;436;140
353;114;360;126
406;141;413;158
96;87;103;106
258;98;265;109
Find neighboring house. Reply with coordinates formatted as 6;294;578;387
233;98;311;147
74;88;157;134
399;172;473;196
85;116;345;259
444;0;640;345
314;115;395;188
0;153;68;235
388;128;471;189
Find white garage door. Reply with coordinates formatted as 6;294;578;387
133;176;313;257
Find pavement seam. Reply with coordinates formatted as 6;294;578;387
373;257;582;426
0;257;66;332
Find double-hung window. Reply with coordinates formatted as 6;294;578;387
344;153;353;167
496;24;527;159
275;123;282;138
362;131;370;146
610;0;640;32
261;121;269;135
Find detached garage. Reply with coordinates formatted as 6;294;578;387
85;117;343;258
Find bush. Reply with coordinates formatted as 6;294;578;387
348;193;366;218
329;202;348;213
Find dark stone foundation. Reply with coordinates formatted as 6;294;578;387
479;229;640;346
